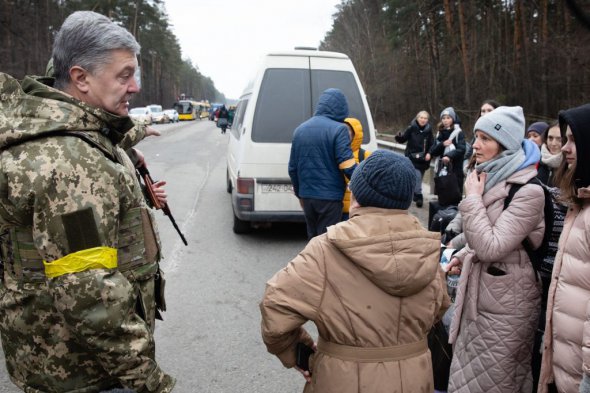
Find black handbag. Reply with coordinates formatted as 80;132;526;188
411;152;426;163
434;162;461;207
409;139;428;164
428;320;453;391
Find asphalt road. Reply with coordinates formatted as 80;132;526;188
0;120;431;392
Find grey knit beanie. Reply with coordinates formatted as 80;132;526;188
349;150;415;210
440;107;458;123
473;106;525;151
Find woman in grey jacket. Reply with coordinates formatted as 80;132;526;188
446;106;545;393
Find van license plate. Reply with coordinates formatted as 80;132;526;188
261;184;293;193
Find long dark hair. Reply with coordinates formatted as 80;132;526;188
542;120;559;145
478;99;501;118
554;122;581;205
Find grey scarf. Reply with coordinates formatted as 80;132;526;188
475;149;525;192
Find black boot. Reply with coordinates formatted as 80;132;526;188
416;193;423;208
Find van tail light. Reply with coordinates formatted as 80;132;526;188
236;177;254;212
237;177;254;194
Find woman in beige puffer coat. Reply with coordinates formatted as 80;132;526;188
447;106;545;393
538;103;590;393
260;150;449;393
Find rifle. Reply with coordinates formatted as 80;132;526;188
137;165;188;246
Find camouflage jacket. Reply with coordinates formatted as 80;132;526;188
0;73;158;262
0;73;169;392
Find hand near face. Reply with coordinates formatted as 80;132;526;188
464;170;486;196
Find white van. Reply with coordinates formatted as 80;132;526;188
226;49;378;233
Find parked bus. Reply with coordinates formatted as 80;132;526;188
197;101;211;119
174;100;199;121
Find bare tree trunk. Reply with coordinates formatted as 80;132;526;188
5;0;13;72
512;0;522;95
541;0;549;115
133;0;140;38
443;0;453;35
457;0;470;104
427;10;440;110
564;2;572;103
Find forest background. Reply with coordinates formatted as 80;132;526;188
2;0;590;137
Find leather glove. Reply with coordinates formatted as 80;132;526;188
580;373;590;393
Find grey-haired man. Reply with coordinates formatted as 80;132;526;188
0;11;174;392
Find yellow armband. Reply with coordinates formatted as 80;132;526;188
43;247;117;278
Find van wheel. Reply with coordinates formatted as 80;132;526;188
226;170;232;193
233;213;252;234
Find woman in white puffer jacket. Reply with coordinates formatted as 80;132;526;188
539;103;590;393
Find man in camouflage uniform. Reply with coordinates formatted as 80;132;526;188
0;11;175;392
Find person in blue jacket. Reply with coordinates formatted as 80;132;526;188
288;88;357;239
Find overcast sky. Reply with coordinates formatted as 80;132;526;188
164;0;341;99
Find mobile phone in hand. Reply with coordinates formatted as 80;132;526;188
296;342;314;372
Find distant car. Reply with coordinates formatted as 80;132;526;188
164;109;179;123
129;107;152;125
148;104;169;124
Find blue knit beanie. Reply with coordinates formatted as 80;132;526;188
349;150;415;210
526;121;549;137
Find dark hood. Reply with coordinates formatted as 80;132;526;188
314;88;349;122
559;103;590;188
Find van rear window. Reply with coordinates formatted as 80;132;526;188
252;69;311;143
252;68;370;144
311;70;369;144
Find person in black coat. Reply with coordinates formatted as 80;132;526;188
217;104;229;134
429;107;466;197
395;110;434;207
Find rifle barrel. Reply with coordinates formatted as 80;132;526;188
137;166;188;246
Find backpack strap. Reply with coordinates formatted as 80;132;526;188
503;177;553;281
358;148;366;163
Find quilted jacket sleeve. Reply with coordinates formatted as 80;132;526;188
260;238;326;368
583;300;590;376
394;125;411;143
460;183;545;263
429;136;445;157
582;207;590;377
288;139;300;198
435;267;451;322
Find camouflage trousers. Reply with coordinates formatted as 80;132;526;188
0;269;175;392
